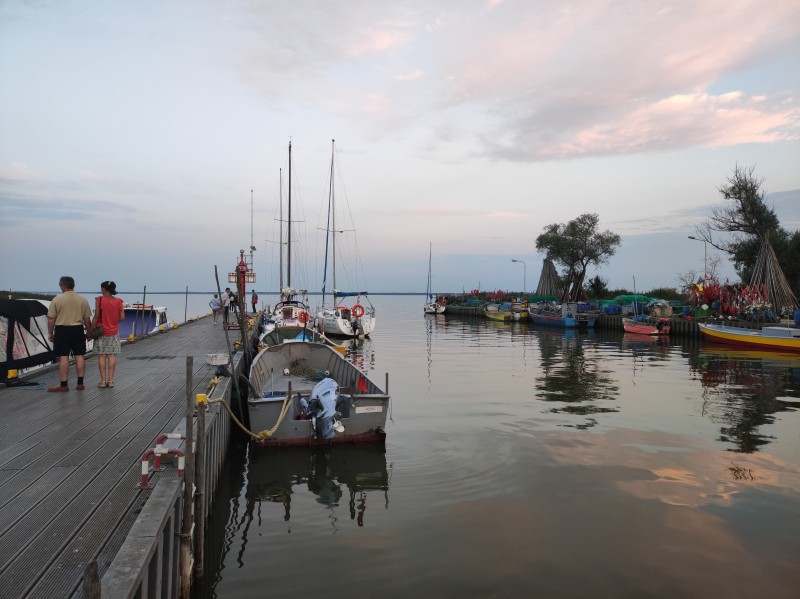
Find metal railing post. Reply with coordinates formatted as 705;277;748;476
180;356;195;597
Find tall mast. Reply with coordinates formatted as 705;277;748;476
428;242;433;300
279;168;284;292
331;139;337;299
250;188;255;273
287;140;292;289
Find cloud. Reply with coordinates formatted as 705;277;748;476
396;69;424;81
232;1;800;161
486;211;529;218
0;163;34;183
0;194;135;225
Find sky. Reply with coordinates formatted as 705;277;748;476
1;0;799;297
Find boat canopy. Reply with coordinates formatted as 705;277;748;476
0;299;54;377
333;291;369;299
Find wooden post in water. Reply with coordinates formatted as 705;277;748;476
83;560;100;599
180;356;195;598
184;285;189;323
195;396;207;579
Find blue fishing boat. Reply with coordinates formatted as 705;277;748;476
528;303;596;328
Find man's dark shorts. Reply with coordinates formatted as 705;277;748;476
53;325;87;357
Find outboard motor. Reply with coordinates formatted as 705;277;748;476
303;378;345;439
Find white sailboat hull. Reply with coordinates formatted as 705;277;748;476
423;303;445;314
317;308;375;337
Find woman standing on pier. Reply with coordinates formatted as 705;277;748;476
92;281;125;388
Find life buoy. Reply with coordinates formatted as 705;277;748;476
298;310;310;324
352;304;365;318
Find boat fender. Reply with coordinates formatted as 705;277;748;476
352;304;365;318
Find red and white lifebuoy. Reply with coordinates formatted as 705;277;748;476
297;310;310;324
352;304;365;318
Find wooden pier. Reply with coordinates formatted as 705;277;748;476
0;316;247;598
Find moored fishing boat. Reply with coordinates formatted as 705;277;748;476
510;300;528;320
529;303;595;328
247;341;389;446
697;323;800;353
622;317;670;335
258;323;345;355
484;302;513;321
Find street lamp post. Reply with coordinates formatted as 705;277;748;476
511;259;527;294
687;236;707;280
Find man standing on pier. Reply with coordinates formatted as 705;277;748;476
46;276;92;392
221;288;230;325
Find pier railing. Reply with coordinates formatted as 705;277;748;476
100;356;239;598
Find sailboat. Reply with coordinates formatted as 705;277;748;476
262;141;312;338
424;243;445;314
315;140;376;338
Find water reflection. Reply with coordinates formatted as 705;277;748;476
341;336;375;374
534;329;620;425
246;444;389;527
199;297;800;598
690;347;800;453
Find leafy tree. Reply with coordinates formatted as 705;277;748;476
536;213;621;302
584;275;608;299
696;165;789;282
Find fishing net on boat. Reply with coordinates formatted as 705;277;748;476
748;237;799;318
289;359;327;382
647;300;673;317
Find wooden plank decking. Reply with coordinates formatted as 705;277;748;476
0;317;239;599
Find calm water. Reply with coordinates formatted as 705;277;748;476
192;295;799;599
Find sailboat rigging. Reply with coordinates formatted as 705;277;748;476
424;243;445;314
262;141;311;335
316;139;376;338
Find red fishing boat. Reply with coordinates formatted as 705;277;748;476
622;317;670;336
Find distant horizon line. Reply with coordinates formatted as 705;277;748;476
13;290;456;296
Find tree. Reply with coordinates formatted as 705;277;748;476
696;164;784;282
536;213;621;302
584;275;608;299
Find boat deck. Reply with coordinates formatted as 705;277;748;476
0;317;233;598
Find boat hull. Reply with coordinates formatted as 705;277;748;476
317;308;375;337
118;305;170;337
530;313;596;328
248;342;389;446
424;303;445;314
698;323;800;352
484;310;512;321
622;317;670;336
